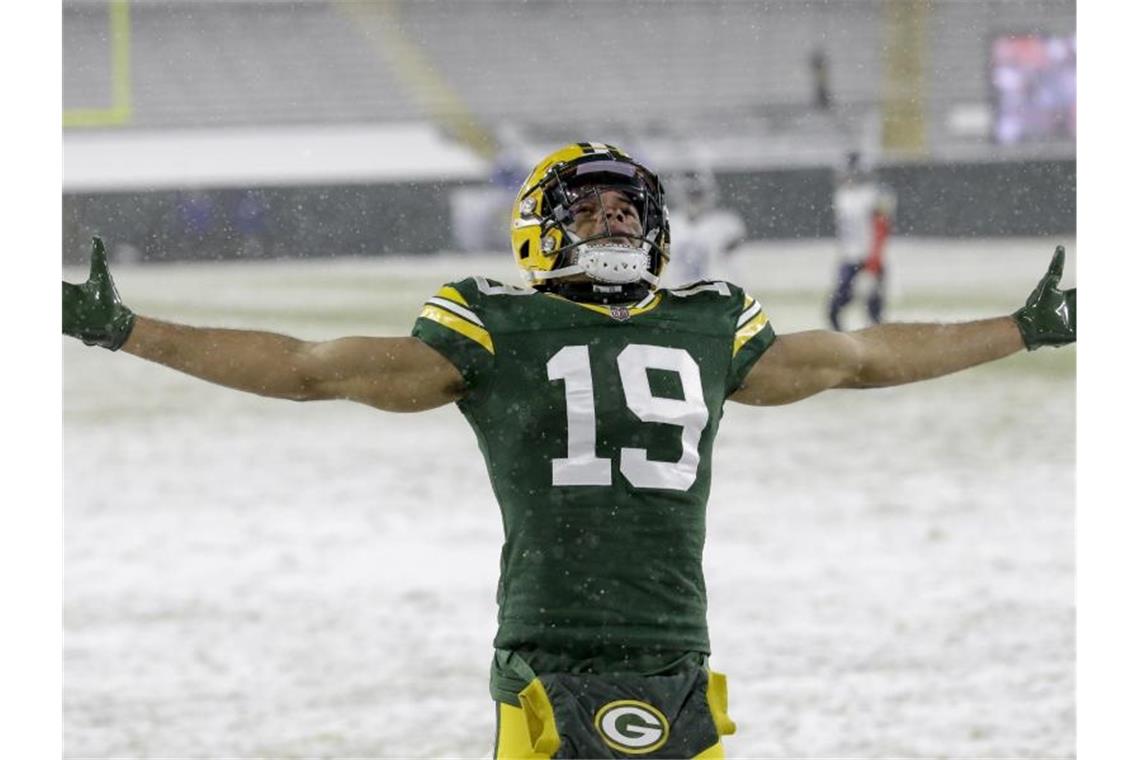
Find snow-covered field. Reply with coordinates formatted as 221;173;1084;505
63;238;1076;759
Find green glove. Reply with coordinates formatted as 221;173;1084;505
62;237;137;350
1013;245;1076;350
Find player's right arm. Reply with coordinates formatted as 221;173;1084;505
63;238;465;412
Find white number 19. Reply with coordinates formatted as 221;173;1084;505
546;344;709;491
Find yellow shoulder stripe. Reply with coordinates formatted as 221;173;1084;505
419;304;494;354
733;311;769;356
435;285;470;307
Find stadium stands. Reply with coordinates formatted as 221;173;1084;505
64;0;1075;159
61;0;1076;261
65;1;423;128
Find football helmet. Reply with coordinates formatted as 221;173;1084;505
510;142;670;303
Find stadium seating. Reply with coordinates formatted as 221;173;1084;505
64;0;1075;158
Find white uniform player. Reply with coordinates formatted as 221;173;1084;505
665;172;746;287
833;180;883;264
828;154;896;330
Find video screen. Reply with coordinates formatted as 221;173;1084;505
991;33;1076;144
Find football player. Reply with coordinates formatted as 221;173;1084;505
664;170;746;287
63;142;1075;759
827;151;897;331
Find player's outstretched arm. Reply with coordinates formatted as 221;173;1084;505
731;245;1075;406
63;237;465;412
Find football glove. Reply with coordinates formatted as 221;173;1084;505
62;237;136;350
1013;245;1076;350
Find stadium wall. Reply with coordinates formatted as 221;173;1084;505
723;158;1077;239
62;159;1075;264
63;183;457;264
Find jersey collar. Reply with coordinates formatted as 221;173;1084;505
543;290;662;319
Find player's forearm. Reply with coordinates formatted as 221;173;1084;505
122;315;317;400
845;316;1024;388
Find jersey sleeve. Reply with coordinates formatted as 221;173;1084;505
411;280;496;394
726;290;776;395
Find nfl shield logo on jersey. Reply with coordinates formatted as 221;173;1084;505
609;305;631;321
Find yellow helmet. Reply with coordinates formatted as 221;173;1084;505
510;142;670;302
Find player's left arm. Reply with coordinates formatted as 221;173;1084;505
730;245;1075;406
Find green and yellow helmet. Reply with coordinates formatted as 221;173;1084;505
510;142;670;301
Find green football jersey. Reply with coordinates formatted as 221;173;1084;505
411;277;776;661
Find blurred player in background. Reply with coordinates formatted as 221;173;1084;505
665;170;746;286
63;143;1075;759
827;151;897;331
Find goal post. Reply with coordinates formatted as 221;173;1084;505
64;0;132;129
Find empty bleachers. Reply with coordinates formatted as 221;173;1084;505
63;0;1075;159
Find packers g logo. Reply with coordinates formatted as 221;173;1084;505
593;699;670;754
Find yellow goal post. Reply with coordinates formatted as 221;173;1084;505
64;0;132;129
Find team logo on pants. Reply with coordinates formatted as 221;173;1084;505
593;699;670;754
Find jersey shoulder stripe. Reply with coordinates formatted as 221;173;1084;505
732;294;771;356
417;283;494;354
411;279;500;400
436;284;472;307
669;281;733;298
734;311;770;356
724;286;776;394
426;296;485;327
736;296;762;328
